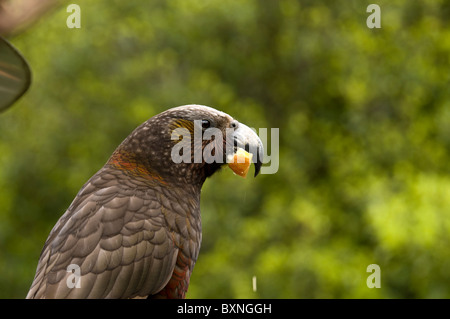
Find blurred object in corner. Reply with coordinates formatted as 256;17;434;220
0;0;59;112
0;36;31;112
0;0;60;36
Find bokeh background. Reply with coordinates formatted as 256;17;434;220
1;0;450;298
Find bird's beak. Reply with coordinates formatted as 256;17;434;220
227;122;264;178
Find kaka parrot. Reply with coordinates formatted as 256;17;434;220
26;105;263;299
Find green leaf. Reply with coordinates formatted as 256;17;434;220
0;37;31;112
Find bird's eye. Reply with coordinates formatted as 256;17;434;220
201;119;211;129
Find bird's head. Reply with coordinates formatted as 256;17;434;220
108;105;263;186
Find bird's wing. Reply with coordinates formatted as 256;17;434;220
26;168;178;299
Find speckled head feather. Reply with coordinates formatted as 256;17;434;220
108;105;239;186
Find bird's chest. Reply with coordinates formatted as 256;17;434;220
165;209;202;264
157;190;202;261
151;194;202;299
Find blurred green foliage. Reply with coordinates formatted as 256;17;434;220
0;0;449;298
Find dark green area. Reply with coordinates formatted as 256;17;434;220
0;0;449;298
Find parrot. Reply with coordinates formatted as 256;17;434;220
26;104;263;299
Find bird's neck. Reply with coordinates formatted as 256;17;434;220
106;149;168;185
106;148;215;191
